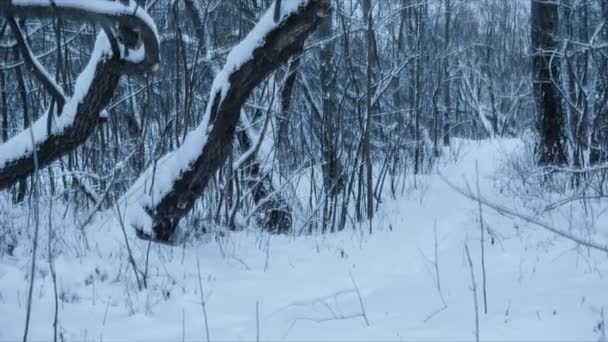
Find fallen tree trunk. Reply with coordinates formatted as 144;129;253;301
125;0;331;242
0;0;160;190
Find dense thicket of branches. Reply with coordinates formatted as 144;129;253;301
0;0;607;242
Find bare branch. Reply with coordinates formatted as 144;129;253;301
441;174;608;254
8;17;66;111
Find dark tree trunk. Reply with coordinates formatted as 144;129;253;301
591;0;608;164
531;0;567;166
0;71;7;143
14;46;29;203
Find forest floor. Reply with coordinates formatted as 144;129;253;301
1;138;607;341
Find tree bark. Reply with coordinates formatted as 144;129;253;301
363;0;375;225
442;0;451;147
591;0;608;163
531;0;567;166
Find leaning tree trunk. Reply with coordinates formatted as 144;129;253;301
0;0;160;190
531;0;567;166
124;0;332;243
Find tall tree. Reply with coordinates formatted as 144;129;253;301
531;0;567;165
591;0;608;163
442;0;452;147
318;8;344;233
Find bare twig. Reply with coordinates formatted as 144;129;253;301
114;202;142;291
79;173;117;230
48;200;59;342
465;243;480;342
433;220;442;294
8;17;66;111
475;161;488;315
256;301;260;342
349;273;370;326
422;220;448;322
600;307;606;342
196;257;211;342
102;296;111;327
441;174;608;254
264;234;271;272
22;80;41;342
182;308;186;342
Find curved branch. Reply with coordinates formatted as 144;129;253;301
0;0;160;190
8;17;66;112
440;174;608;254
1;0;160;71
124;0;331;242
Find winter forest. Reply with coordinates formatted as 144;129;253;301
0;0;607;340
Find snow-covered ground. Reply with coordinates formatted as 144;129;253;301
1;139;607;341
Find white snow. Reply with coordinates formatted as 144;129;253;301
1;138;607;341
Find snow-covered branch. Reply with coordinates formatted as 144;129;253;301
1;0;160;70
8;18;66;111
0;0;160;190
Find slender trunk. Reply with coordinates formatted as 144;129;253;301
319;10;343;232
442;0;451;146
277;42;304;171
363;0;374;224
592;0;608;163
14;46;29;203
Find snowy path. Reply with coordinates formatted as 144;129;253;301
1;139;607;341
